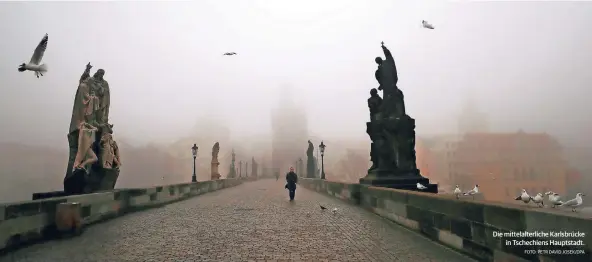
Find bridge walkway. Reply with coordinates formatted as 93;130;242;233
1;179;474;262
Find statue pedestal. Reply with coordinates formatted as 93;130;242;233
359;169;438;193
363;115;438;194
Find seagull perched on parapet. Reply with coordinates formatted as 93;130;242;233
223;52;237;56
422;20;435;29
560;193;585;212
515;189;531;205
545;191;563;208
453;185;462;199
463;185;479;199
416;183;427;190
531;193;544;207
18;33;48;78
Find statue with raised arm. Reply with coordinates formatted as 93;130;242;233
63;63;120;195
91;69;110;125
375;42;397;97
375;42;406;118
80;62;92;84
360;42;437;193
69;63;99;135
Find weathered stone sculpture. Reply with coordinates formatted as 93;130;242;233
227;149;237;178
251;157;258;178
298;158;304;177
359;42;437;193
306;140;315;178
211;142;221;180
63;63;121;195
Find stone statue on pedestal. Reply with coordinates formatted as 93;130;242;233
64;63;121;195
251;157;258;178
211;142;221;180
228;149;236;178
306;140;315;178
360;42;437;193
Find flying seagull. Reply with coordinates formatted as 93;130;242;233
422;20;435;29
223;52;237;56
18;33;49;78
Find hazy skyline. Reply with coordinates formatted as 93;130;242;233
1;1;591;149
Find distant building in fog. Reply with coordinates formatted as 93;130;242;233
448;132;569;203
271;86;309;174
416;135;462;192
457;93;490;134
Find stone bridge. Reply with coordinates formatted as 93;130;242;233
0;178;591;262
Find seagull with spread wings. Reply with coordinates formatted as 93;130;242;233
422;20;435;29
18;33;49;78
223;52;237;56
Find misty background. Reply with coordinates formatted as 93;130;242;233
0;1;591;202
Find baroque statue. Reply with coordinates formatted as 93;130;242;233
360;42;437;193
227;149;237;178
211;142;221;180
306;140;315;178
63;63;120;195
251;157;258;178
374;42;406;118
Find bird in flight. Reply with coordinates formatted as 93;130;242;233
422;20;435;29
223;52;237;56
18;33;49;78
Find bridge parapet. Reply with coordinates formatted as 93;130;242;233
299;178;592;262
0;178;250;254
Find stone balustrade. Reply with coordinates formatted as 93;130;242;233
299;178;592;262
0;178;249;253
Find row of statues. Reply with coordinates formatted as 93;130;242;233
222;147;258;179
55;42;429;196
64;63;121;194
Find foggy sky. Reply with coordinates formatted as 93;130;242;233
1;1;591;149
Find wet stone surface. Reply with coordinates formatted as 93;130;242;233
1;179;475;262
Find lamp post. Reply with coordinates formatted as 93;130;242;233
319;141;326;180
191;143;198;182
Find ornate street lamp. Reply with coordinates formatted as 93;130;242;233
191;144;198;182
319;141;326;179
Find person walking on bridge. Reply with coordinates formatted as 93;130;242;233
285;167;298;201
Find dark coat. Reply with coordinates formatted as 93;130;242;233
285;171;298;190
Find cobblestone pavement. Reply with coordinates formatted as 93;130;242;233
1;179;475;262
